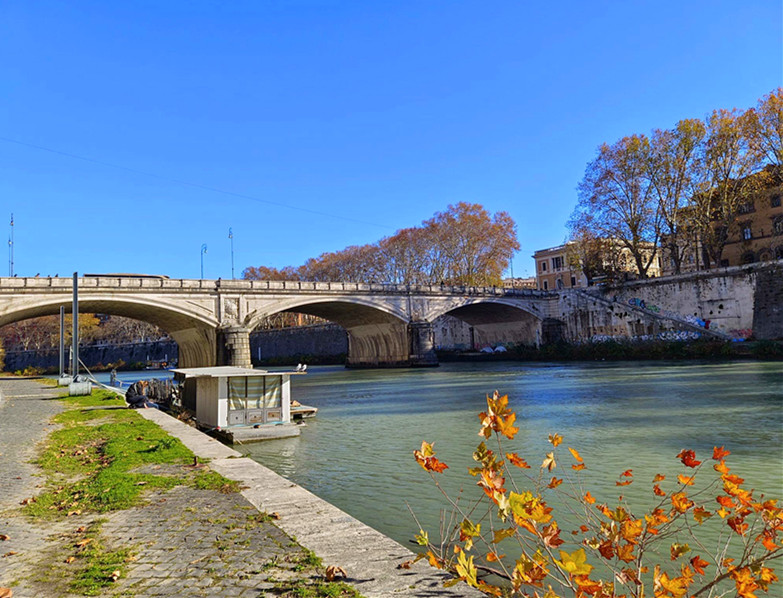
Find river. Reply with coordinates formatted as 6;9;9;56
99;361;783;552
235;361;783;550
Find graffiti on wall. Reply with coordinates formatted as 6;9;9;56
623;296;750;340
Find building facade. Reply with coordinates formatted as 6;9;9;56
661;174;783;275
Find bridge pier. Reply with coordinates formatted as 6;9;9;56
217;326;252;368
408;321;438;367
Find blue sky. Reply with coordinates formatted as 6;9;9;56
1;1;780;280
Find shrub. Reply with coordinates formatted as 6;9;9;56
413;392;781;597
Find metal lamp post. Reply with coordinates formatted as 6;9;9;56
200;243;208;279
228;228;235;279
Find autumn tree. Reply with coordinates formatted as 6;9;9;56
424;203;519;286
243;203;519;287
748;87;783;174
566;212;623;285
574;135;661;278
692;108;762;268
647;119;707;274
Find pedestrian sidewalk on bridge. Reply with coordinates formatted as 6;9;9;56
0;378;480;598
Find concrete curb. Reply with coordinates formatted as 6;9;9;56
139;409;483;597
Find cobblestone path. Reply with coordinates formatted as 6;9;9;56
0;379;353;598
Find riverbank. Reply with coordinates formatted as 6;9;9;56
0;378;480;597
437;338;783;362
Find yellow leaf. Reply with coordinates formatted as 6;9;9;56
554;548;593;576
548;434;563;447
568;447;583;463
541;452;556;471
456;550;479;587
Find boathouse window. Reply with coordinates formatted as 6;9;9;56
228;375;283;424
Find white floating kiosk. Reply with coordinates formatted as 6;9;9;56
171;366;304;444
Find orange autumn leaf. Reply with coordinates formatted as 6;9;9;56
568;447;583;463
616;543;636;563
727;516;749;536
506;452;531;469
548;433;563;447
692;506;713;524
653;484;666;497
760;530;778;551
486;551;505;562
671;492;694;513
579;524;589;533
414;442;449;473
677;449;701;468
690;555;709;575
714;460;730;474
616;469;633;486
572;463;586;471
495;412;520;440
712;446;731;460
653;473;666;482
723;473;745;486
583;491;596;505
677;474;695;486
548;477;563;489
542;523;565;548
716;495;735;509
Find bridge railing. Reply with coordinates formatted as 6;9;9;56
0;276;548;297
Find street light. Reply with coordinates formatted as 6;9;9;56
228;227;235;279
200;243;208;279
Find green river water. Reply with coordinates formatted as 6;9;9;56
236;360;783;550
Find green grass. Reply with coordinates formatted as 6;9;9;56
272;579;364;598
191;470;243;494
26;391;194;519
61;387;127;408
68;521;134;596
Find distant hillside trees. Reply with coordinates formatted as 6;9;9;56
0;315;168;352
243;202;520;286
570;87;781;275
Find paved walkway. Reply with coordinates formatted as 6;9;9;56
0;379;480;598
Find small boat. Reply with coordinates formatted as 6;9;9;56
291;400;318;420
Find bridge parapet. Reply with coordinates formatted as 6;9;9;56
0;276;553;298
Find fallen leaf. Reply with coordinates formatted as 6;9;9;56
2;552;17;558
111;570;121;582
0;535;8;542
397;560;413;569
270;512;281;520
75;538;93;548
0;587;12;598
65;556;76;564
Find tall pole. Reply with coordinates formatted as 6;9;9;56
200;243;208;279
59;306;65;377
228;228;234;279
72;272;79;380
9;213;13;277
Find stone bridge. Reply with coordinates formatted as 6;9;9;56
0;277;559;368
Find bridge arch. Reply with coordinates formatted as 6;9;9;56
0;295;219;368
245;296;424;367
425;297;546;349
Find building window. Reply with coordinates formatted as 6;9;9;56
771;193;782;208
543;280;548;290
571;276;577;287
738;201;755;214
742;225;752;240
741;251;755;264
552;256;563;270
540;261;547;272
773;216;783;236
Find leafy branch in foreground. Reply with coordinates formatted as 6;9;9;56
412;392;781;597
